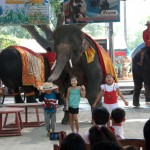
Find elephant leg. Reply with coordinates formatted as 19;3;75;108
23;86;37;103
57;72;70;124
86;71;102;106
61;110;69;124
13;88;24;103
144;84;150;103
133;72;142;106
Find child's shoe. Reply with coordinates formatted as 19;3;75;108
47;131;50;137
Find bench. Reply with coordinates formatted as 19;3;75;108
120;138;146;150
0;107;24;136
53;138;146;150
4;103;45;127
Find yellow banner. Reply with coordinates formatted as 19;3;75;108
5;0;44;4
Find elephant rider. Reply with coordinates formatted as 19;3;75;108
137;21;150;66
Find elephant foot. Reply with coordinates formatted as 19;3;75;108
15;98;24;103
133;102;140;107
61;121;69;124
145;102;150;105
15;95;24;103
15;100;24;103
61;112;69;124
26;100;38;103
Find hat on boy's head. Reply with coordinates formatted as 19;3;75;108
145;21;150;26
41;82;58;91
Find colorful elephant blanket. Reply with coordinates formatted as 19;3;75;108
12;46;45;88
84;34;118;83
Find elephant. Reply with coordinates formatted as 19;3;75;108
64;0;87;23
0;25;116;124
48;25;104;107
0;46;51;103
132;46;150;106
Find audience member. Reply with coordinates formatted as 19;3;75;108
88;125;121;147
60;133;86;150
109;107;126;139
143;118;150;150
91;141;124;150
82;106;110;144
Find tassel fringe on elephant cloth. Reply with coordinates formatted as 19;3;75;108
12;46;45;88
84;34;118;83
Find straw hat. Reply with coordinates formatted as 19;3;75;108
145;21;150;26
40;82;58;91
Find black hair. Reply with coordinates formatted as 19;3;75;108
71;75;78;81
46;47;52;52
89;125;121;147
105;73;115;80
91;141;124;150
92;107;110;125
60;133;86;150
111;107;125;124
143;119;150;150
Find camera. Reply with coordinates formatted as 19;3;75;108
50;132;59;140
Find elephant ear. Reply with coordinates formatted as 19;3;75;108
84;46;96;63
81;34;96;63
81;34;90;51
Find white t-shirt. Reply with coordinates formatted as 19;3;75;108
110;125;124;139
101;83;119;92
82;132;90;144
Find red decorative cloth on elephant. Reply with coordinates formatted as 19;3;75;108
12;46;45;88
40;52;56;74
84;34;118;83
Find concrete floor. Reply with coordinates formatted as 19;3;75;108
0;80;149;150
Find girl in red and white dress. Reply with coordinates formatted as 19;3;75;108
92;73;128;126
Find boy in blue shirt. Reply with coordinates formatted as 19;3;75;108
40;82;60;136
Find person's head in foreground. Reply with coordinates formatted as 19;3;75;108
143;118;150;150
60;133;86;150
89;125;121;146
92;106;110;125
91;141;124;150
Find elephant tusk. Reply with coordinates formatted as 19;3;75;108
69;59;73;68
51;60;56;70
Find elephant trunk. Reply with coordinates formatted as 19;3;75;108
48;43;71;82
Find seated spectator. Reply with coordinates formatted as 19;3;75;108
143;118;150;150
125;146;138;150
60;133;86;150
91;141;124;150
82;106;110;144
109;107;126;139
89;125;121;147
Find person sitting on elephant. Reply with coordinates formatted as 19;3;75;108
66;76;86;134
92;73;128;126
39;82;60;136
137;21;150;66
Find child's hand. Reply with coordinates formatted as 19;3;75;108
54;87;59;93
92;102;96;107
124;100;129;106
59;131;66;145
66;106;68;111
81;85;85;91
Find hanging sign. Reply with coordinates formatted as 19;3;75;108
0;0;50;25
64;0;120;24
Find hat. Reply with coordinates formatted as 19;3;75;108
40;82;58;91
145;21;150;26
